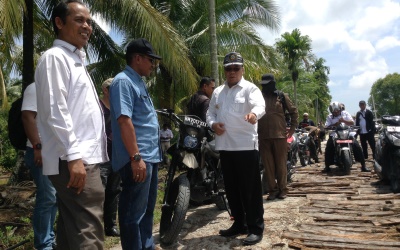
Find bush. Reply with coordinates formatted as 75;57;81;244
0;110;17;171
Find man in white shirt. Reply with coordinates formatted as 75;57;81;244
21;83;57;250
207;52;265;246
34;1;108;248
324;102;369;173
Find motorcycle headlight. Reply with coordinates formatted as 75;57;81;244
337;130;349;139
186;127;198;137
184;135;198;149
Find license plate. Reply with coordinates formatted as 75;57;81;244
387;126;400;132
336;140;352;143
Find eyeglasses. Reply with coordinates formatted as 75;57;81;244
139;54;157;66
224;66;242;72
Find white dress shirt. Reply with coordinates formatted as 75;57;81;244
21;83;36;148
325;110;354;136
35;39;108;175
206;77;265;151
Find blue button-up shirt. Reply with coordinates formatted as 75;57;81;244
110;65;162;171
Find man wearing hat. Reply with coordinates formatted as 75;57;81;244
356;100;376;160
109;38;162;249
298;112;315;128
207;52;266;246
258;73;298;200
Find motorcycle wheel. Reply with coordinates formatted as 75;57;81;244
299;151;309;167
389;154;400;193
159;174;190;246
341;150;352;175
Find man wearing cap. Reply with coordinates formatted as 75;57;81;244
207;52;265;246
356;100;376;160
258;73;298;200
298;113;315;128
99;78;121;237
109;38;162;249
187;76;216;121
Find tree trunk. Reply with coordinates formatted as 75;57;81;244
208;0;219;86
0;63;8;109
22;0;34;91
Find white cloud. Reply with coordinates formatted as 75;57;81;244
376;36;400;51
92;14;111;34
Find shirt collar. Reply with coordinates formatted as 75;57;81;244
223;77;244;88
53;39;87;61
124;65;145;84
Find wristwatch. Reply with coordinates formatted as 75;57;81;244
130;153;142;162
33;143;42;150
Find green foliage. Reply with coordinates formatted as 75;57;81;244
0;220;34;249
0;110;17;170
369;73;400;117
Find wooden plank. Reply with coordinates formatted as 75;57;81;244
309;213;373;222
349;194;400;200
372;218;400;226
299;224;388;233
282;231;400;247
302;240;400;250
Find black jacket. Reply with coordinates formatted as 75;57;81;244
186;91;209;122
356;109;375;133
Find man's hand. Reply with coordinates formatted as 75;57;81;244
131;160;147;183
33;150;42;167
244;113;257;124
212;122;226;136
67;159;86;194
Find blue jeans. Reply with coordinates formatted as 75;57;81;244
118;162;158;250
25;147;57;250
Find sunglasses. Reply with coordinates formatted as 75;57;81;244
139;54;157;66
224;66;242;72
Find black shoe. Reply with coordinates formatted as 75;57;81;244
361;166;371;172
322;166;331;173
315;158;319;163
266;193;278;200
243;234;263;245
278;193;287;199
309;159;314;164
219;225;248;237
105;226;120;237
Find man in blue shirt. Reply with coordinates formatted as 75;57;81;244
109;38;162;250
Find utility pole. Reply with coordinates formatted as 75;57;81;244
208;0;219;86
372;94;378;118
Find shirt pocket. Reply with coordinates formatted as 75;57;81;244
232;97;246;113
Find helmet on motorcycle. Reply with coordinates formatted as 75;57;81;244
329;102;341;114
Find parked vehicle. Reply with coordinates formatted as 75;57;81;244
325;123;359;175
297;128;311;166
374;118;383;134
374;115;400;193
156;109;228;246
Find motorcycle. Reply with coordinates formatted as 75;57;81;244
156;109;229;246
325;123;359;175
374;115;400;193
297;128;311;166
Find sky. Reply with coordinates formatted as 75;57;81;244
257;0;400;116
95;0;400;116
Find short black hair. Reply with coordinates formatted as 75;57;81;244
199;76;215;89
51;0;85;36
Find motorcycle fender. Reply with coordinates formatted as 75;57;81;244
340;147;350;152
182;152;199;169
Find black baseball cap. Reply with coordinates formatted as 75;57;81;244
359;100;366;105
260;73;276;85
126;38;162;59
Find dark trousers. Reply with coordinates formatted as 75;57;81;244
360;132;376;159
220;150;264;235
100;161;121;229
49;160;105;250
325;137;365;168
259;138;288;195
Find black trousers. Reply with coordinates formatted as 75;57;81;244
220;150;264;235
325;137;365;167
360;132;376;159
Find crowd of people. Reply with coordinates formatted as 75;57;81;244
18;1;376;249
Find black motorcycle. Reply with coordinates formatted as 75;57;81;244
325;123;359;175
297;128;311;166
286;129;298;181
156;109;228;246
374;115;400;193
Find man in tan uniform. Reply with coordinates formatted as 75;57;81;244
258;74;298;200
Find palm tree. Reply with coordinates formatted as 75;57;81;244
311;57;331;121
275;28;313;107
208;0;218;85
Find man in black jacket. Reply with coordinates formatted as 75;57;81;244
355;100;376;159
187;77;215;121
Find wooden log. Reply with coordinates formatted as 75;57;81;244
302;240;400;250
299;224;388;233
282;231;400;247
372;218;400;226
309;213;373;223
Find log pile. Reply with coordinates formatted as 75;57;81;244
282;165;400;249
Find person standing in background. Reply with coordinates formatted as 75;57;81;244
22;83;57;250
258;74;298;200
356;100;376;160
187;76;216;121
34;1;108;248
207;52;265;246
109;38;162;250
99;78;121;237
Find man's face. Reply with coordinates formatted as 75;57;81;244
135;54;159;77
56;2;92;49
359;103;366;111
204;81;215;98
303;115;308;120
224;65;243;86
332;109;340;117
